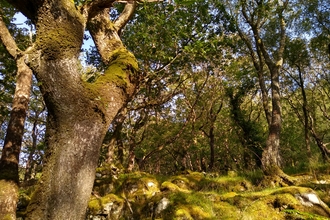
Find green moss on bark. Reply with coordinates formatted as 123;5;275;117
95;48;138;87
36;26;82;58
36;5;84;60
82;48;138;110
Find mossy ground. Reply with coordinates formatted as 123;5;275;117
17;168;330;219
84;169;330;219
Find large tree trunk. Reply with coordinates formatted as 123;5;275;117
1;0;138;218
25;58;115;219
21;1;138;219
25;47;137;220
25;44;137;220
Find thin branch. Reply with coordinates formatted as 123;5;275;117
155;50;182;74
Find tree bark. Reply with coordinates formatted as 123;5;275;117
209;126;215;170
0;1;139;219
297;67;312;158
23;118;38;183
240;1;289;177
0;11;33;218
0;57;33;220
309;118;330;162
105;110;126;165
261;66;282;169
0;180;18;220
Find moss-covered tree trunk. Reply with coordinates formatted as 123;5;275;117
2;0;138;219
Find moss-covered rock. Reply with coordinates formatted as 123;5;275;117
93;164;121;197
161;181;189;192
85;171;330;220
118;173;160;200
87;194;124;220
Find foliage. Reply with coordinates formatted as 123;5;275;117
91;0;330;174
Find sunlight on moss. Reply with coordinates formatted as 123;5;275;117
175;206;194;219
283;209;330;220
213;201;240;219
241;198;286;220
88;194;124;214
85;171;330;219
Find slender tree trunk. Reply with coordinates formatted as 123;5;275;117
209;126;215;170
257;69;272;125
260;65;294;185
0;57;33;220
105;138;115;165
310;126;330;162
297;66;312;158
186;152;194;171
24;118;38;183
105;111;126;165
261;66;282;169
117;135;125;165
127;140;136;172
295;67;329;161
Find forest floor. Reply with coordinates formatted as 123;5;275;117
18;165;330;219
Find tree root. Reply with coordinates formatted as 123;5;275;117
259;166;296;187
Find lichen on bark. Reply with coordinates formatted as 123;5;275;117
0;180;19;220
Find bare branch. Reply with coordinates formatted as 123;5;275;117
0;14;20;58
114;2;137;32
113;0;163;32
